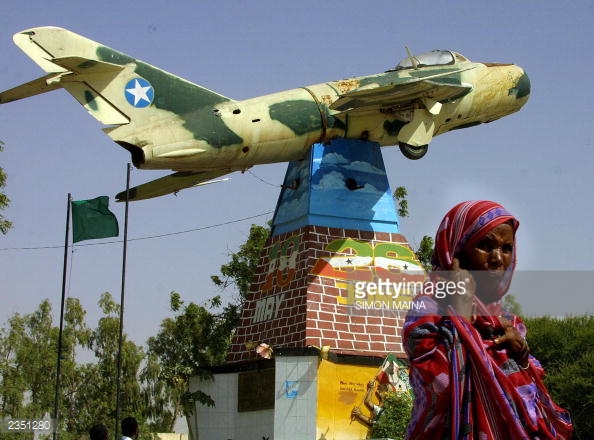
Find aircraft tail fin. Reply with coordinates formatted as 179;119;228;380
1;26;232;125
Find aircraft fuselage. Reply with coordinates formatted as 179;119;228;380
1;27;530;200
108;60;529;173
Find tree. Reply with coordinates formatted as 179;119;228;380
146;224;269;438
0;300;56;420
0;299;89;440
415;235;434;272
140;351;185;433
0;222;271;440
74;293;145;438
370;391;413;440
58;298;92;422
392;186;434;271
0;294;151;440
524;315;594;440
146;293;240;440
0;140;12;234
211;223;270;299
502;294;523;316
393;186;409;218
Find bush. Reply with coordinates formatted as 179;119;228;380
370;391;413;440
525;315;594;440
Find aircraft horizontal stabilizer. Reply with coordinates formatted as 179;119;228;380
116;169;239;202
0;73;65;103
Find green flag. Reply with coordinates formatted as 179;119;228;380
71;196;119;243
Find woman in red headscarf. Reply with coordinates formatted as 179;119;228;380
403;201;572;440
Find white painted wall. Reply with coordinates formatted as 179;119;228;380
274;356;318;440
190;372;274;440
190;355;319;440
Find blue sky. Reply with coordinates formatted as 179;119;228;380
1;1;593;345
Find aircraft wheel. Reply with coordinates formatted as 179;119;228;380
399;142;428;160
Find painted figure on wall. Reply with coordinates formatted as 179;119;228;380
351;380;390;426
351;354;411;434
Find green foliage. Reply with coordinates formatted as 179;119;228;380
414;235;434;272
146;292;241;416
392;186;409;218
144;223;268;437
502;294;524;316
79;293;145;437
0;294;149;440
391;186;433;270
370;391;413;440
524;315;594;439
0;222;270;439
0;140;13;234
140;352;184;433
211;223;270;298
0;300;57;427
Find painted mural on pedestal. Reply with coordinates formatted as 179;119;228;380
272;139;400;235
317;355;411;439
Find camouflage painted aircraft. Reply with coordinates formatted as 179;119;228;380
0;27;530;201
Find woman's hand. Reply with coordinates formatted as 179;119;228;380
494;317;529;367
447;257;477;321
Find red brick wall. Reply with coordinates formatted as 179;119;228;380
227;225;423;363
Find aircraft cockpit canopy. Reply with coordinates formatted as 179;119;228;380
395;50;465;70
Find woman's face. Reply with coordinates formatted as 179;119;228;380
461;222;515;302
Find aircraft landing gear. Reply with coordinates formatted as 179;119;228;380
399;142;428;160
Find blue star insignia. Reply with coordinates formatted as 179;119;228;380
125;78;154;108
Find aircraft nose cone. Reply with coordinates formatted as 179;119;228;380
514;68;531;99
510;67;530;101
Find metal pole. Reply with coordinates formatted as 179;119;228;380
53;193;71;440
115;164;131;440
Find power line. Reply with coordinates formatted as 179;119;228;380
0;211;274;251
247;169;281;187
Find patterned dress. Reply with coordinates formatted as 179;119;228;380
404;298;572;439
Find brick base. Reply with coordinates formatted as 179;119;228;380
227;225;424;363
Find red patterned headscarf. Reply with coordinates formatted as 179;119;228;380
432;200;519;301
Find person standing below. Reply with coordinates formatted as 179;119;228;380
89;424;109;440
404;200;572;439
120;417;139;440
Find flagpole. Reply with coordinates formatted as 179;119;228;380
115;164;131;440
53;193;71;440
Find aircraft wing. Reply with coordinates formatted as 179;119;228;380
116;169;239;202
331;76;473;113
